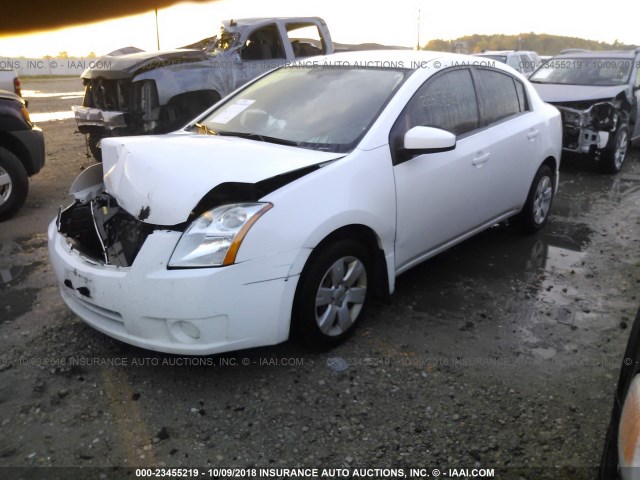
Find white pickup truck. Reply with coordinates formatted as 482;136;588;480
73;16;334;159
0;70;21;97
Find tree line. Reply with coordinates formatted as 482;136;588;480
423;33;637;55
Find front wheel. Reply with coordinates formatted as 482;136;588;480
600;125;629;174
0;146;29;221
88;132;105;162
292;239;371;349
515;164;555;234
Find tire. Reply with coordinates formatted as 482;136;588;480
292;239;371;349
89;132;103;162
515;164;554;234
599;308;640;476
0;146;29;221
600;124;629;174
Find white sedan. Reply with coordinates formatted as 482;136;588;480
48;51;562;355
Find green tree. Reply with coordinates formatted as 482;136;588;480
423;33;637;55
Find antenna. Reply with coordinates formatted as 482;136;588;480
155;9;161;50
416;8;421;50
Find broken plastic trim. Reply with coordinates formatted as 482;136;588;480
556;100;628;153
58;194;156;268
56;160;335;267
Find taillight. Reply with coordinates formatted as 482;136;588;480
13;77;21;97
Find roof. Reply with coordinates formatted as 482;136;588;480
478;50;515;55
221;17;326;31
290;50;519;73
476;50;537;55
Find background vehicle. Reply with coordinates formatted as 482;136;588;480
0;69;22;97
73;16;333;159
530;48;640;173
0;89;45;221
474;50;541;74
50;51;561;355
600;307;640;479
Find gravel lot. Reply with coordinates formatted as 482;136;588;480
1;77;639;480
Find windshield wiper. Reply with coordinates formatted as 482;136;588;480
216;131;299;147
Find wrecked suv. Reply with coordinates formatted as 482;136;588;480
73;17;333;159
530;49;640;173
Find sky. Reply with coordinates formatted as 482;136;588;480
0;0;638;58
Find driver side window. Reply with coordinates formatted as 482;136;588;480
399;68;480;136
389;68;480;165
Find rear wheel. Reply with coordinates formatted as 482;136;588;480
0;146;29;221
292;239;371;349
515;164;554;234
600;125;629;174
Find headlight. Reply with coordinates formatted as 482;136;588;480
619;374;640;477
168;203;272;268
590;102;617;129
560;109;582;126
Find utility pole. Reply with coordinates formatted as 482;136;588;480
416;8;421;50
155;9;161;50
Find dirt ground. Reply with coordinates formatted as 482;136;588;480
1;77;639;479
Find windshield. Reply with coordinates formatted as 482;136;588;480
529;57;633;86
196;66;410;153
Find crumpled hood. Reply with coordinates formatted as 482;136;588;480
100;134;341;225
81;49;209;80
532;83;626;104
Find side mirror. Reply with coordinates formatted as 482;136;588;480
403;126;456;153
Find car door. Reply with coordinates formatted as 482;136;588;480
472;67;543;216
391;67;492;272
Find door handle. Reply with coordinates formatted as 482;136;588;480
527;128;540;140
472;152;490;166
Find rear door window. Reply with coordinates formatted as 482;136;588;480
473;68;528;126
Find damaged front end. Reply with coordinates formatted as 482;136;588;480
74;78;160;135
56;165;167;268
73;47;217;159
555;100;629;155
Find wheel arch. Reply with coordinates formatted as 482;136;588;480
166;89;221;112
541;155;558;177
305;224;392;300
0;132;34;175
160;89;221;132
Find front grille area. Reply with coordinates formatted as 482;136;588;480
58;194;155;267
83;78;133;112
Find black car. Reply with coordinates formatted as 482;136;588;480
0;89;45;220
600;307;640;479
530;49;640;174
